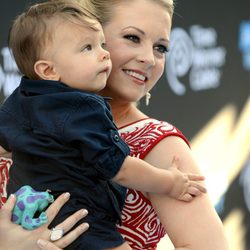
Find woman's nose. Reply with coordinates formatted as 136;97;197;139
136;47;155;67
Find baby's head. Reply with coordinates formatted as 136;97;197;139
9;0;99;80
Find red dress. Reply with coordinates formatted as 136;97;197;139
0;157;12;208
117;118;189;249
0;118;189;249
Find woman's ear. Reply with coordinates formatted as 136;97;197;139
34;60;60;80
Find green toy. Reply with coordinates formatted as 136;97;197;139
11;185;54;230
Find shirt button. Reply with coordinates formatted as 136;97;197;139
114;134;120;142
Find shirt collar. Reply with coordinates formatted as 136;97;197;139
19;76;75;95
19;76;113;101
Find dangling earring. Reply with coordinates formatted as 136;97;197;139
145;92;151;106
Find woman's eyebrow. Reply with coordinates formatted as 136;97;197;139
122;26;145;35
159;38;170;43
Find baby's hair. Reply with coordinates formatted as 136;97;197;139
8;0;99;79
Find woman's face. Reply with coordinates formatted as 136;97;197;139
101;0;172;103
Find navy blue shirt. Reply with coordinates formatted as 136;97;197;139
0;76;130;228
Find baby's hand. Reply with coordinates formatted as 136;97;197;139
168;157;206;202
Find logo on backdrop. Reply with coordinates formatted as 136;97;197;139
0;47;21;99
166;25;227;96
239;20;250;72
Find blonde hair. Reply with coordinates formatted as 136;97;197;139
8;0;98;79
79;0;175;26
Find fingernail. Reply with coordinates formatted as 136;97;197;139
81;223;89;230
63;192;70;199
9;194;15;199
37;239;47;248
82;209;88;215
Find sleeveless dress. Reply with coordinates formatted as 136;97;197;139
117;118;189;249
0;118;189;249
0;157;12;208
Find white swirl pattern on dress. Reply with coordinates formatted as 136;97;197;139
117;119;180;249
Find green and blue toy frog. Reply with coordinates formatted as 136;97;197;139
11;185;54;230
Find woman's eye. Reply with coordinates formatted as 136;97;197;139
101;42;107;49
82;44;92;51
155;45;169;54
124;34;140;43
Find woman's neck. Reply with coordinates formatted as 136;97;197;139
109;100;148;128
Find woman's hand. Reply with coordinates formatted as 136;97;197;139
0;192;89;250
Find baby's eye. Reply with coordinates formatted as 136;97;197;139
154;45;169;54
82;44;92;52
124;34;140;43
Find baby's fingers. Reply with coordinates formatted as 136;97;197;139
181;182;207;202
186;173;205;181
180;193;193;202
189;182;207;194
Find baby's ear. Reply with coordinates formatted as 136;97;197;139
34;60;60;80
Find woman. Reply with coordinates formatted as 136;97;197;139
0;0;229;249
91;0;229;249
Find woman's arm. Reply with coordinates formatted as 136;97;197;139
144;136;229;250
0;192;89;250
